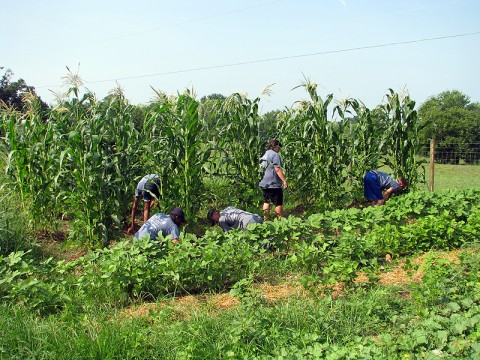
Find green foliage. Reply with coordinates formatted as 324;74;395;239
0;68;48;112
279;82;423;208
0;251;70;314
141;91;213;219
280;79;348;207
0;189;479;358
1;69;434;249
335;98;383;197
63;233;257;299
214;93;264;208
0;179;32;255
418;90;480;163
378;89;427;188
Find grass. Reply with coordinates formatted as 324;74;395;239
423;163;480;191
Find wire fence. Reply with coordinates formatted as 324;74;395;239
419;142;480;165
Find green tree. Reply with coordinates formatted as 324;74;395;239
418;90;480;163
259;109;284;142
199;93;226;132
0;68;48;112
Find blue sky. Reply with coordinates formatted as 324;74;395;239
1;0;479;113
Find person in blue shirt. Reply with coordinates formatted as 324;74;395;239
364;170;407;206
134;207;186;244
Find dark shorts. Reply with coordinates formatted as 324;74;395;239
261;187;283;206
363;171;383;200
142;180;160;202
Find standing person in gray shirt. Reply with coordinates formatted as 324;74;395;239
363;170;407;206
259;139;288;220
207;207;263;232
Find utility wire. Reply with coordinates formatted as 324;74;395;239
37;31;480;88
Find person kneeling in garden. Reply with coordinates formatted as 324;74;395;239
134;207;186;243
207;207;263;232
363;170;407;206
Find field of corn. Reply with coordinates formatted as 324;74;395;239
1;79;479;358
0;78;424;248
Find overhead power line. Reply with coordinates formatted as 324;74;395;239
38;31;480;89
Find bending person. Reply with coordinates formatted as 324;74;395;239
363;169;407;206
207;206;263;232
134;207;186;244
127;174;160;234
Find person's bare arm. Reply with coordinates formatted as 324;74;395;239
383;187;395;202
274;166;288;189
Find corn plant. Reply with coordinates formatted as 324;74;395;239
378;89;426;188
334;98;383;197
52;81;145;247
280;79;350;208
145;92;211;219
1;95;63;229
214;93;264;209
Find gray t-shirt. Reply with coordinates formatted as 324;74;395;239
259;149;283;189
374;170;400;191
219;206;263;232
134;213;180;241
135;174;159;197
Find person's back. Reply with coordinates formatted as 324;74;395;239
220;206;263;231
374;170;400;191
259;149;283;189
134;213;179;241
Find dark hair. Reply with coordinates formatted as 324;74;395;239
170;207;186;223
207;208;217;225
267;139;281;150
398;177;408;189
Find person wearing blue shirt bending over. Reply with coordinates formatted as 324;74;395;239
363;170;407;206
127;174;160;234
134;207;186;244
207;207;263;232
259;139;288;220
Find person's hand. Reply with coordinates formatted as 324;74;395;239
127;226;134;234
172;238;180;245
283;181;288;189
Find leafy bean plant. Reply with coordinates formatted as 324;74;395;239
63;233;258;299
0;251;70;314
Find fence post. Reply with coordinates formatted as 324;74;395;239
429;138;435;191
